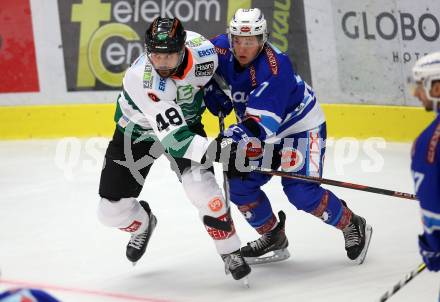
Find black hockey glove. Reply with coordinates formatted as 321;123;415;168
202;134;251;179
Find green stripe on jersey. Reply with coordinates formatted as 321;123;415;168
114;93;156;141
114;98;123;123
123;88;142;112
161;126;195;158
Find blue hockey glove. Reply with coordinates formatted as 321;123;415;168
207;97;233;117
419;234;440;272
203;80;233;116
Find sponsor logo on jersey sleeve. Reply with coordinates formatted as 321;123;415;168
143;64;153;89
194;61;214;77
249;65;257;87
197;47;216;58
214;46;227;56
157;77;166;91
185;36;207;47
427;121;440;164
264;45;279;75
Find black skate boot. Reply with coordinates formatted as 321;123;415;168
241;211;290;265
221;249;251;282
126;201;157;265
342;213;372;265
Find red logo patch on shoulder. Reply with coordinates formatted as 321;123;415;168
264;46;279;75
148;92;160;102
427;121;440;164
214;46;227;56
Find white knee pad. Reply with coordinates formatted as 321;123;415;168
181;166;226;217
97;197;149;234
182;167;241;254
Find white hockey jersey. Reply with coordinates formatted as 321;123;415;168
114;31;217;163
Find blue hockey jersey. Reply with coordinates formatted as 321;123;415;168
411;114;440;251
0;288;60;302
205;34;325;144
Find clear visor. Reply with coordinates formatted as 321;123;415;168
406;76;423;95
231;35;262;48
148;52;181;71
407;76;440;95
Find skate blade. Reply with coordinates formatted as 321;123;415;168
245;248;290;265
354;224;373;265
131;261;138;267
242;277;250;288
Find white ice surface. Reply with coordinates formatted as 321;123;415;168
0;138;438;302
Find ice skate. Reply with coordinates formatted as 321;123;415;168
241;211;290;265
342;213;372;265
126;201;157;265
221;249;251;285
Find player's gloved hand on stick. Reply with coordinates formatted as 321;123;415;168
418;234;440;271
202;134;251;179
206;96;233;117
203;79;233;117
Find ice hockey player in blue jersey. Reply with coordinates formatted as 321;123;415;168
204;8;373;265
0;288;60;302
411;52;440;272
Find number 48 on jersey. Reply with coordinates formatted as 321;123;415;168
156;108;183;131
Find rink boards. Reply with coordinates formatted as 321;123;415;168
0;103;434;141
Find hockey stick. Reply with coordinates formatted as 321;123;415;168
251;167;416;200
208;74;415;201
218;112;231;204
378;262;426;302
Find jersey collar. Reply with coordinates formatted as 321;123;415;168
172;47;193;80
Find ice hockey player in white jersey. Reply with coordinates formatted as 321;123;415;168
98;17;251;281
